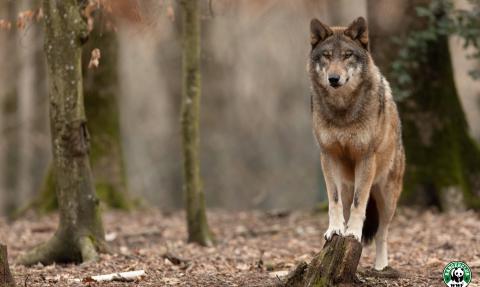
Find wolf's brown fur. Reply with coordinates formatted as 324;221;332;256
308;17;405;270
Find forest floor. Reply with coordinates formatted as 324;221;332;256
1;207;479;286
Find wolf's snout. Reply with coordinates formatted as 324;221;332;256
328;74;341;87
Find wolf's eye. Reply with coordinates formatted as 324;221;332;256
322;51;332;59
344;50;353;59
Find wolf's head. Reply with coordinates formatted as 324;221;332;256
309;17;370;94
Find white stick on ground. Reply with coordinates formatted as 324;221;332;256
75;270;146;283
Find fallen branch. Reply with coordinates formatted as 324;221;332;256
80;270;146;283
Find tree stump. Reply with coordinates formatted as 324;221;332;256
0;244;15;287
282;235;362;287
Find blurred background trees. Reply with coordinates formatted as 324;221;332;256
0;0;479;217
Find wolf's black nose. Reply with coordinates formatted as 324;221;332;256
328;75;341;86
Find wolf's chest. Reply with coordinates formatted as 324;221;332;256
315;125;372;159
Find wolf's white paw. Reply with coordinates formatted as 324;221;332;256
344;227;362;242
374;263;388;271
324;225;344;240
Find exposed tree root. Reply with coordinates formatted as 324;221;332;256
17;234;104;266
79;236;99;262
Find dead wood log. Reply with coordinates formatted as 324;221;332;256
0;244;15;287
282;235;362;287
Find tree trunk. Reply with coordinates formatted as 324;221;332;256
82;18;130;210
33;14;131;212
282;236;362;287
0;244;15;287
180;0;214;246
1;0;20;218
367;0;480;211
18;0;107;266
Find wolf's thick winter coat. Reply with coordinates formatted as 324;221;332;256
309;17;405;270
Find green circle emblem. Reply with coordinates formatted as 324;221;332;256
443;261;472;286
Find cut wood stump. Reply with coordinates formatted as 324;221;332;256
0;244;15;287
281;235;362;287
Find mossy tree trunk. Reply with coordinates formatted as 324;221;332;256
18;0;107;265
0;244;15;287
368;0;480;211
32;15;130;212
83;18;130;210
180;0;214;246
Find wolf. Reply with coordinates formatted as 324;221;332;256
308;16;405;270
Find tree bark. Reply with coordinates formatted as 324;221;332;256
33;14;131;212
18;0;107;266
1;0;20;218
282;236;362;287
180;0;214;246
0;244;15;287
82;18;130;210
367;0;480;211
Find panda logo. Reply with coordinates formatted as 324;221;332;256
444;262;471;287
451;267;464;283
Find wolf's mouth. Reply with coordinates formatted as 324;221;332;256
331;83;342;88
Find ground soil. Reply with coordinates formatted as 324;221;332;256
1;208;479;286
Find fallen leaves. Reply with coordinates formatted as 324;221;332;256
3;209;480;286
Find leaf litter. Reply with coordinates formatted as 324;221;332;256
0;208;479;286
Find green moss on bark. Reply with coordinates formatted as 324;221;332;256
82;22;131;210
368;0;480;211
31;16;131;212
400;36;480;211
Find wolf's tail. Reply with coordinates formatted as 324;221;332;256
361;195;379;245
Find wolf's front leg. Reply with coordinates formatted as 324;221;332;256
345;156;376;242
321;154;344;240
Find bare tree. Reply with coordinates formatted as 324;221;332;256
180;0;213;246
18;0;107;265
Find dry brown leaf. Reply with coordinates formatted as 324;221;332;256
83;0;99;32
167;4;175;22
0;19;12;30
88;48;101;69
15;8;43;30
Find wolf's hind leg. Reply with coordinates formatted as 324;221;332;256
374;223;389;270
321;154;344;240
374;185;397;270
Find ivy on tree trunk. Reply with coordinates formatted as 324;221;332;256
18;0;107;265
367;0;480;211
180;0;214;246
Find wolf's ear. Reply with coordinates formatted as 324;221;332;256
310;18;333;48
344;17;369;50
